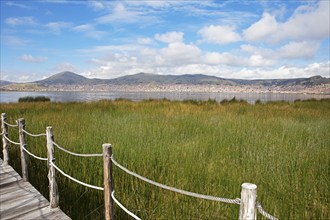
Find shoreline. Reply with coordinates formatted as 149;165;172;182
1;83;329;95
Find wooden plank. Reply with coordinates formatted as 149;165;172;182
0;158;71;219
13;206;71;220
0;171;22;186
0;181;31;195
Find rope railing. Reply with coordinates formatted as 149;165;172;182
22;128;46;137
111;191;141;220
3;135;20;145
21;144;48;161
111;156;241;205
257;202;278;220
52;141;103;157
49;161;104;191
3;120;18;127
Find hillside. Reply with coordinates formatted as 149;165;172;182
35;71;91;85
1;71;329;93
0;80;13;87
32;72;330;87
107;73;236;85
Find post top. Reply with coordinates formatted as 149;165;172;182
102;143;112;148
241;183;257;190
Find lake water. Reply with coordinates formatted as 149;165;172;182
0;91;329;104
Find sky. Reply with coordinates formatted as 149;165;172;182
1;0;329;82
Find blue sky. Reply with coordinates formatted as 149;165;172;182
1;0;329;82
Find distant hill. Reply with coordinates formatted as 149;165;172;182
33;72;329;87
0;80;13;87
232;75;330;87
1;71;329;93
107;73;236;85
35;71;90;85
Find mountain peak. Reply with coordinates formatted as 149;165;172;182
37;71;88;85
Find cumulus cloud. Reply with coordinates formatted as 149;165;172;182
277;41;320;60
155;31;184;43
232;61;330;79
159;42;201;65
20;54;48;63
198;25;241;44
243;13;278;42
244;1;330;43
96;3;141;24
241;41;320;61
137;37;153;45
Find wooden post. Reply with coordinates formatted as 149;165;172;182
239;183;257;220
18;118;29;181
103;143;114;220
46;126;59;208
1;113;10;165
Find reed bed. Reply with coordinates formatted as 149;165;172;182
1;98;329;219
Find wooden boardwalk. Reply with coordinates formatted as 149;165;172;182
0;159;71;219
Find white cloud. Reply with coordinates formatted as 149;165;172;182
73;24;93;32
198;25;241;44
137;37;153;45
241;41;320;61
20;54;48;63
96;3;140;24
87;1;105;11
154;32;184;43
229;61;330;79
72;24;106;39
243;13;278;42
159;42;201;66
5;16;37;26
45;22;71;34
277;41;320;60
2;36;30;46
244;1;330;43
6;1;34;10
203;52;238;65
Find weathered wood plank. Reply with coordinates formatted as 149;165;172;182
14;206;71;220
0;158;71;219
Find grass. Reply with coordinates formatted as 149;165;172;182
1;99;329;219
18;96;51;102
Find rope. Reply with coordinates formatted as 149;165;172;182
50;161;104;191
257;201;278;220
21;144;48;161
22;128;46;137
52;141;103;157
111;156;241;205
3;121;18;127
3;135;20;145
111;191;141;220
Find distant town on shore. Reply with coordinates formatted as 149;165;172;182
1;71;329;94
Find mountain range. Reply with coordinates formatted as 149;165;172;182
1;71;329;93
26;71;330;86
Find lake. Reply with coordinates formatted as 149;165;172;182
0;91;329;104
